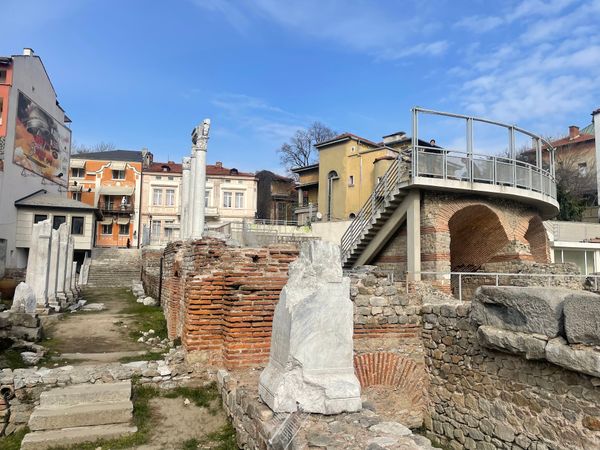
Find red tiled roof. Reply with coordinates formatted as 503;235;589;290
549;133;595;148
146;161;183;173
207;164;254;178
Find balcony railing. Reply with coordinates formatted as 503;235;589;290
340;107;558;265
98;201;134;213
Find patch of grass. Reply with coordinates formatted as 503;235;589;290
0;427;28;450
181;437;201;450
163;382;220;409
0;348;27;369
203;422;238;450
119;290;168;340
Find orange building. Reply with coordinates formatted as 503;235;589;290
69;150;143;247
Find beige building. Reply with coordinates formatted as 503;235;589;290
205;162;257;225
14;189;96;261
141;160;182;245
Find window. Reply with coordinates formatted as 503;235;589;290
71;168;85;178
152;188;162;206
151;220;161;239
205;190;211;207
0;70;6;83
112;169;125;180
52;216;66;230
72;192;82;202
164;221;174;240
71;216;84;235
578;162;588;176
119;224;130;235
34;214;47;224
168;176;174;181
155;176;162;180
102;224;112;235
235;192;244;209
348;175;354;186
165;189;175;206
223;191;232;208
0;97;3;126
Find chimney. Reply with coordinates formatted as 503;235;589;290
22;48;34;56
215;161;223;168
569;125;579;139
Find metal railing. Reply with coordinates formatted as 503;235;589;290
340;107;558;265
410;271;595;301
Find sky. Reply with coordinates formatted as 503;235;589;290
2;0;599;172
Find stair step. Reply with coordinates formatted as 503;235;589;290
28;401;133;431
39;381;131;408
21;424;137;450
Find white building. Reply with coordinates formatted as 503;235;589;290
0;49;71;278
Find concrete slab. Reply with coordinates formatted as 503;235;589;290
21;424;137;450
39;380;131;407
28;401;133;431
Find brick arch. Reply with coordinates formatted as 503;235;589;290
354;352;426;410
525;215;550;263
448;204;510;271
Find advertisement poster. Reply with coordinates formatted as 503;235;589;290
12;91;71;187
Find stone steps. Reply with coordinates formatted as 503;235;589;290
21;424;138;450
23;380;135;449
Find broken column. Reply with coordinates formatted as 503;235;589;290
181;156;191;239
64;236;75;302
190;119;210;239
47;226;63;311
25;219;52;310
71;261;78;295
258;240;362;414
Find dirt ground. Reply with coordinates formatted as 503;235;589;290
42;287;147;364
135;397;228;450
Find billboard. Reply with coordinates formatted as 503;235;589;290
12;91;71;187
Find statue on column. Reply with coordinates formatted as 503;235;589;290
192;118;211;151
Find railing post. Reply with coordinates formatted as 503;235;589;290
536;137;542;170
412;108;418;180
510;127;517;187
458;273;462;301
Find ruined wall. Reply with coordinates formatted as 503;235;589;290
141;248;162;299
422;301;600;450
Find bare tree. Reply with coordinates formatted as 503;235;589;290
277;122;337;172
72;141;116;154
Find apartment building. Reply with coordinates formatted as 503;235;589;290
205;162;257;224
0;49;72;277
68;150;142;247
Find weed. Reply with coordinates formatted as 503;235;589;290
163;382;220;409
0;427;28;450
203;422;238;450
181;437;200;450
0;348;27;369
118;349;167;364
119;289;168;340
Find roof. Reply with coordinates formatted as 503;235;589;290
291;163;319;174
255;170;294;183
206;164;254;178
71;150;143;162
315;133;380;149
146;161;183;174
550;133;595;148
580;122;595;135
14;189;95;210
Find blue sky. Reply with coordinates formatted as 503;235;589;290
2;0;599;172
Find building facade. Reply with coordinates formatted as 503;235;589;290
205;162;257;225
141;161;182;245
255;170;296;224
0;49;71;277
69;150;142;248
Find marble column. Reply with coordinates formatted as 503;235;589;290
181;156;191;239
64;236;75;301
47;226;62;311
26;219;52;309
56;224;69;302
191;119;210;239
71;261;78;294
187;152;196;239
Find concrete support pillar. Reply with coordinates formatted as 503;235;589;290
593;108;600;218
190;119;211;240
297;187;303;205
406;190;421;282
26;219;52;309
181;157;191;239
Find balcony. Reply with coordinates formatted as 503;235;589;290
98;201;134;214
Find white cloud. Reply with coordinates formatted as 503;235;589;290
455;15;504;33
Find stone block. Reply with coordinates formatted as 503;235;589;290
10;313;40;328
11;283;37;314
563;292;600;345
472;286;573;337
546;337;600;378
477;326;547;360
28;401;133;431
10;326;41;341
21;424;137;450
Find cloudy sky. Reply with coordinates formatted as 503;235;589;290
2;0;599;171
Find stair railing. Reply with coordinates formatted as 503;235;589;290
340;154;405;263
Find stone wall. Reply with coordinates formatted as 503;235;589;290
422;301;600;450
141;248;162;299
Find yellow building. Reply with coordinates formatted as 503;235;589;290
293;131;424;223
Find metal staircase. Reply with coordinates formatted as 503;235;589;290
341;155;409;268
